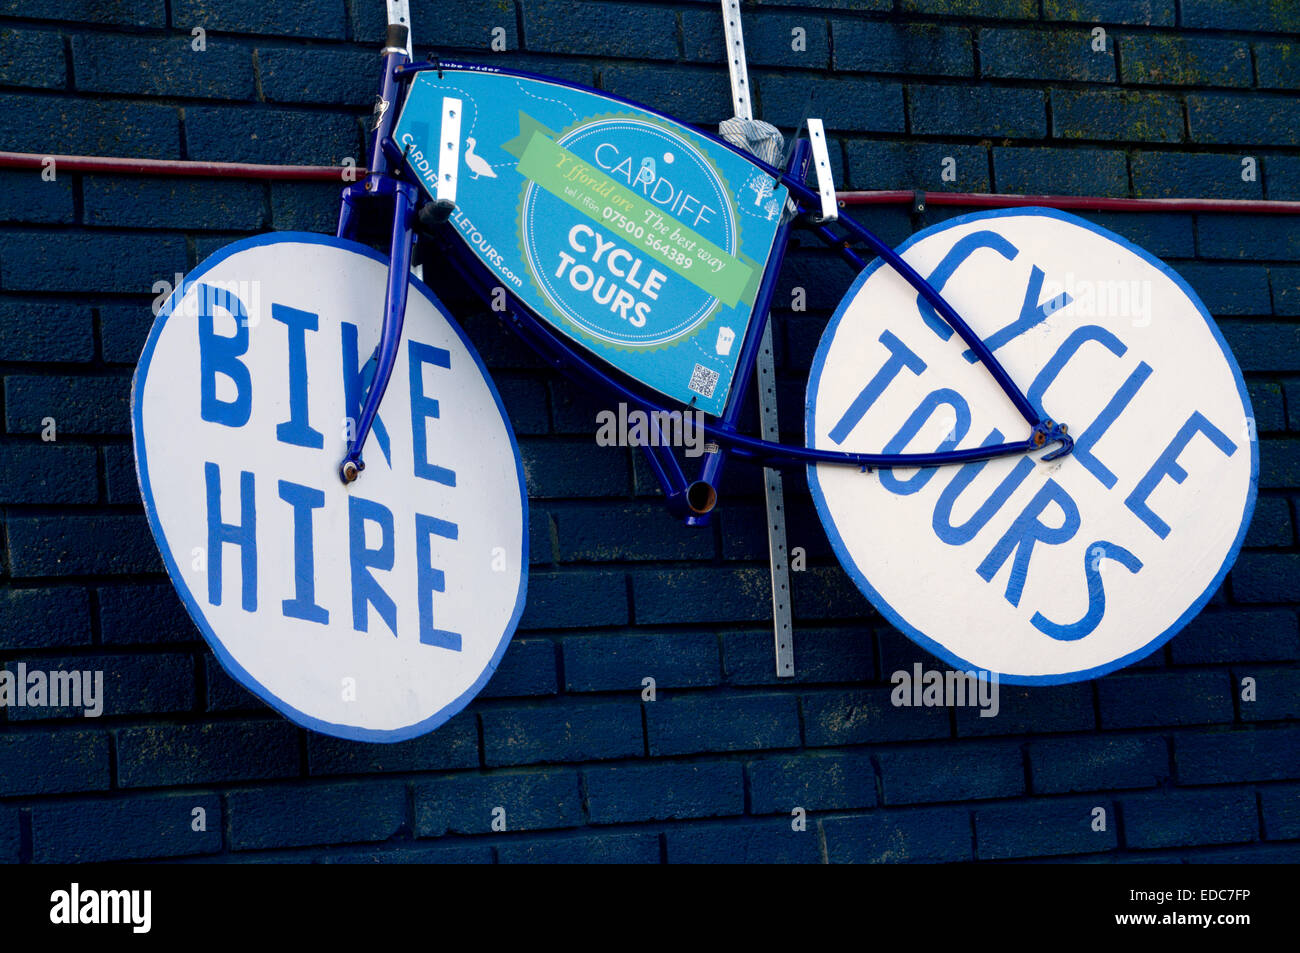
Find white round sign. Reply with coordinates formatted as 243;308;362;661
807;209;1257;684
133;233;528;740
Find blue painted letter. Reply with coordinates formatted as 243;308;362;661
916;231;1019;340
879;388;971;495
1073;361;1153;490
409;340;456;486
960;265;1071;363
278;479;328;625
198;283;252;428
828;330;926;445
977;478;1081;607
273;304;324;449
415;513;462;651
1026;325;1126;421
1031;540;1143;641
348;495;397;636
932;429;1036;545
205;462;257;611
1125;411;1237;539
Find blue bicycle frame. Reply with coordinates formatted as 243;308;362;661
336;36;1073;525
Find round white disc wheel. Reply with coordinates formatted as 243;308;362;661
133;233;528;740
807;209;1256;684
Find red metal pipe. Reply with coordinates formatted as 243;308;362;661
4;151;1300;213
838;189;1300;215
0;151;363;181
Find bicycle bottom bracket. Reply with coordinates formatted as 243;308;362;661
686;480;718;515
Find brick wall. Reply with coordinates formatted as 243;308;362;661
0;0;1297;863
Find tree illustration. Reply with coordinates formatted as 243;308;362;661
747;171;774;207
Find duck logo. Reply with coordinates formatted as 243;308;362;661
132;233;528;741
463;136;498;180
808;209;1257;684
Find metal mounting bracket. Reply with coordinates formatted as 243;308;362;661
807;118;838;223
437;96;462;207
720;0;795;678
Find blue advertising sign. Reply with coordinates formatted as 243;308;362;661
394;67;788;416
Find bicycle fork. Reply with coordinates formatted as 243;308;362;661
339;182;417;484
337;21;417;485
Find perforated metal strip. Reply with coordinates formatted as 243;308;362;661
438;96;462;206
807;119;838;223
757;320;795;677
720;0;794;677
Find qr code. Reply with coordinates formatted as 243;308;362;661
688;363;720;398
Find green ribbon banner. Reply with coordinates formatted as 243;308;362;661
511;124;753;308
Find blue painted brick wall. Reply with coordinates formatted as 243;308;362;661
822;806;972;863
974;796;1118;859
31;792;222;862
414;769;582;835
585;761;743;824
0;0;1296;865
